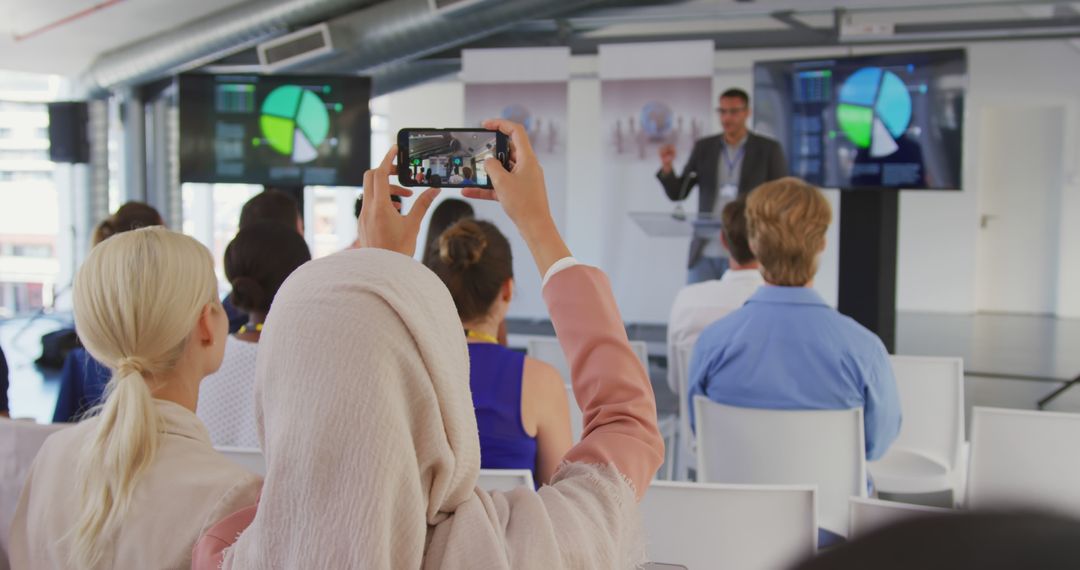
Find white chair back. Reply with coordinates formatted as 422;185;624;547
526;338;571;384
476;469;534;492
670;342;695;480
694;397;866;537
0;419;67;569
868;356;965;497
967;407;1080;515
216;446;266;476
848;497;952;539
527;338;649;385
641;481;816;570
888;355;965;468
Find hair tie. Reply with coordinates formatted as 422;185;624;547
116;356;150;377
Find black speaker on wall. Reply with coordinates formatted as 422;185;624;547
47;102;90;163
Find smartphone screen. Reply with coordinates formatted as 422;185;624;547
397;128;507;189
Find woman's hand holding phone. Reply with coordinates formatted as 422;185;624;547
358;145;440;256
462;119;571;278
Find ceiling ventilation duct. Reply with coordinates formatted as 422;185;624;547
306;0;612;74
257;23;335;71
78;0;378;95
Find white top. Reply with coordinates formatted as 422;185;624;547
666;268;765;393
197;336;261;448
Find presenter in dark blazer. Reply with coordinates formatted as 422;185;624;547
657;88;788;284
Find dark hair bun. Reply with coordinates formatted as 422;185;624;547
96;220;116;240
438;220;487;270
228;276;266;315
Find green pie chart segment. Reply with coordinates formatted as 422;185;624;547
261;85;302;119
260;115;295;155
259;85;331;164
836;103;873;149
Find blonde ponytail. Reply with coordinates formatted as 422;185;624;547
66;227;217;568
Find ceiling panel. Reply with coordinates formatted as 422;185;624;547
0;0;250;76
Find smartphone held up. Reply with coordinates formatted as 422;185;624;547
397;128;509;189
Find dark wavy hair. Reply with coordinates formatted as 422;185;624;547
225;221;311;315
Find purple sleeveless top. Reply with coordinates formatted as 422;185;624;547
467;343;538;481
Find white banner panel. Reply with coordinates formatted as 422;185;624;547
598;41;714;323
462;48;569;319
462;47;571;83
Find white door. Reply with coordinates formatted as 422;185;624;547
975;106;1065;314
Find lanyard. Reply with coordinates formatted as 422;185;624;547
723;145;746;174
464;329;499;344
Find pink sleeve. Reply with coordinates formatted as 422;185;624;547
191;504;258;569
543;265;665;499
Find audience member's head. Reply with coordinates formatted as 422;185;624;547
224;221;312;320
223;248;487;567
91;202;163;246
422;199;475;263
745;177;831;286
462;166;474;181
719;197;756;268
70;227;225;567
239;189;302;234
795;511;1080;570
426;219;513;324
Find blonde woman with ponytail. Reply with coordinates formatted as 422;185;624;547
9;227;262;570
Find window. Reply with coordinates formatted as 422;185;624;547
11;243;53;258
0;86;58;318
0;149;49;161
181;183;262;297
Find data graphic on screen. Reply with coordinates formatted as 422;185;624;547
754;50;966;190
402;130;497;188
180;74;370;186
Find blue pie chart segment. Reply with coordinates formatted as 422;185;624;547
875;71;912;138
838;67;882;107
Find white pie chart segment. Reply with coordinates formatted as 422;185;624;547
870;117;899;158
292;129;319;163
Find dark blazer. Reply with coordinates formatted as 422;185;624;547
657;132;788;267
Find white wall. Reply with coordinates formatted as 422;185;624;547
378;39;1080;321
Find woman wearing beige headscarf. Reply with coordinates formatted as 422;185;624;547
192;120;664;569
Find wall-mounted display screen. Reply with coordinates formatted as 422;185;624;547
179;73;371;186
754;49;966;190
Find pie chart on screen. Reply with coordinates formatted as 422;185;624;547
836;67;912;158
259;85;330;164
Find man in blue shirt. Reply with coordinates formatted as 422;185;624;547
688;177;901;462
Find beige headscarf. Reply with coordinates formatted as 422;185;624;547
222;248;643;569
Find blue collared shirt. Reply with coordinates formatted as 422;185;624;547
688;285;901;460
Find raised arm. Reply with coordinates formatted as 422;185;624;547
657;141;702;201
545;265;664;496
464;119;663;497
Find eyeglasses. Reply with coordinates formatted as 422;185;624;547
716;107;747;116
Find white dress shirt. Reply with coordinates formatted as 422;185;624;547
666;268;765;393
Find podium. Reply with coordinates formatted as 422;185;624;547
629;211;725;244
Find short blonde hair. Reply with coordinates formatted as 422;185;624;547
745;177;832;286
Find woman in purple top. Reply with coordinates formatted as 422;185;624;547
427;219;572;485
